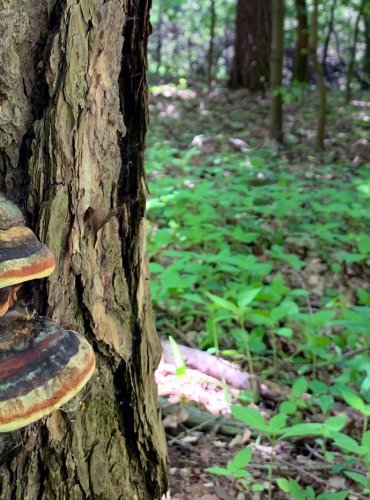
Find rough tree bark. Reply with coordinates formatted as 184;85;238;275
0;0;168;498
294;0;309;83
230;0;272;91
270;0;285;142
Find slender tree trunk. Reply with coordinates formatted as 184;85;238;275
322;0;338;78
294;0;309;83
0;0;168;498
364;11;370;88
310;0;327;149
156;9;163;73
207;0;217;91
345;0;366;102
270;0;285;142
230;0;272;91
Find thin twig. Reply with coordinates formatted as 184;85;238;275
162;320;197;348
167;434;197;452
276;457;328;485
168;415;220;445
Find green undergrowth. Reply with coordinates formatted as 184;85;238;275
146;83;370;497
147;87;370;389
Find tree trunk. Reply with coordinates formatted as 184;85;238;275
345;0;366;102
270;0;285;142
310;0;327;149
364;11;370;88
322;0;338;78
156;8;163;73
294;0;309;83
207;0;216;91
230;0;272;91
0;0;168;498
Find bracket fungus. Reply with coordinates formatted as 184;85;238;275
0;317;95;432
0;194;25;230
0;286;20;317
0;195;96;432
0;226;56;292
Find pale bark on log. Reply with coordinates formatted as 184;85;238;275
0;0;168;498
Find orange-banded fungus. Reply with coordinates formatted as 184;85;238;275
0;317;95;432
0;286;20;317
0;226;56;289
0;195;25;230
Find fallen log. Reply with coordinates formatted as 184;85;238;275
161;340;252;390
159;397;246;436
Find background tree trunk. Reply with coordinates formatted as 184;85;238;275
322;0;338;78
310;0;327;149
270;0;285;142
345;0;366;102
230;0;272;91
207;0;216;91
0;0;168;498
294;0;309;83
364;9;370;88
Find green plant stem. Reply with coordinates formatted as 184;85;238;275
240;319;257;400
267;444;274;500
212;320;220;357
270;330;278;374
312;351;317;379
363;415;368;437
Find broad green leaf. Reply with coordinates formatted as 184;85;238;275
344;470;368;486
317;493;348;500
205;292;240;314
232;447;253;468
317;395;334;415
204;466;230;476
292;377;308;398
275;327;293;338
268;413;287;432
276;478;290;492
341;389;365;412
331;432;364;455
280;423;323;439
358;234;370;254
237;287;262;308
279;401;297;415
231;406;270;432
271;300;299;321
226;465;250;478
323;415;347;432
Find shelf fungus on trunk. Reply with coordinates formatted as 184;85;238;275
0;317;95;432
0;285;20;317
0;194;25;230
0;226;56;292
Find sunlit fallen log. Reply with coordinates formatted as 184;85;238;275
161;340;252;390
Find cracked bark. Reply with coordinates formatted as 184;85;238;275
0;0;168;498
230;0;272;91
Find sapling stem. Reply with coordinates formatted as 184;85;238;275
240;318;258;400
363;415;368;437
211;320;220;357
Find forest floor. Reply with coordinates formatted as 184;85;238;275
146;81;370;499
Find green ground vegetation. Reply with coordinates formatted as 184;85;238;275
146;81;370;498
